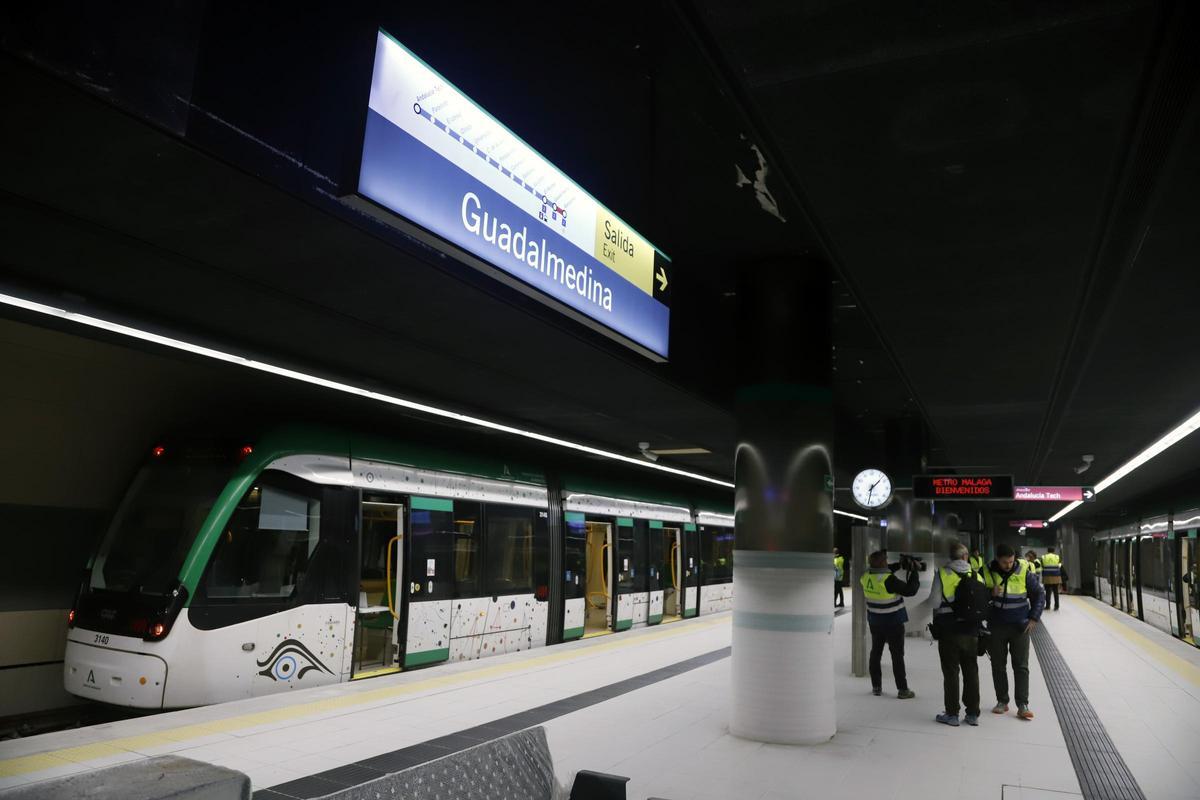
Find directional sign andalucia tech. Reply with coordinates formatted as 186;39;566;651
352;30;672;362
1013;486;1096;502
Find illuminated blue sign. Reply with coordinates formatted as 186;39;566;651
357;31;671;360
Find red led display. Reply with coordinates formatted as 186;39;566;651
913;475;1014;500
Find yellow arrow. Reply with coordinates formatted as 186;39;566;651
656;266;668;292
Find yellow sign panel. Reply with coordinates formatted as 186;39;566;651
593;212;656;296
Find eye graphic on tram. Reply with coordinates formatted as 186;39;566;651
255;639;333;682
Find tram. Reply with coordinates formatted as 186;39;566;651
1093;512;1200;647
64;427;734;708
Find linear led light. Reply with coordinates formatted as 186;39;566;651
1048;406;1200;523
834;509;868;521
0;292;734;489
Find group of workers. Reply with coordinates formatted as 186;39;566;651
837;541;1064;727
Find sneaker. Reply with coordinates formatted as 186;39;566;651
872;687;882;696
964;713;979;726
991;702;1009;715
935;713;960;727
897;689;915;699
1017;705;1034;720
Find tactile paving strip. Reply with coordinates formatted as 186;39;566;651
255;646;731;799
1031;624;1146;800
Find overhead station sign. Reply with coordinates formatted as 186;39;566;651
1014;486;1095;502
356;30;671;360
913;475;1014;500
1009;520;1048;529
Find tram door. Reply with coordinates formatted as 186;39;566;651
1115;540;1127;612
584;521;613;636
682;525;700;617
1168;536;1182;638
1185;538;1199;646
661;526;683;622
353;496;404;678
1125;539;1138;617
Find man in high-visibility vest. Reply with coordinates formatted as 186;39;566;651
833;547;846;608
860;550;920;698
985;543;1045;720
969;550;986;572
1041;546;1063;611
932;542;986;727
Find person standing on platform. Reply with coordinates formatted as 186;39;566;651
931;542;987;727
969;549;986;572
1025;550;1042;576
860;551;919;698
1041;547;1063;610
833;547;846;608
985;544;1045;720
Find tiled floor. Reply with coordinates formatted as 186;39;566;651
543;599;1081;800
2;594;1196;799
1039;594;1200;800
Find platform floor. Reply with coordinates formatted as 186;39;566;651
1;594;1197;799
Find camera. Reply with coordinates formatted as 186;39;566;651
895;553;927;572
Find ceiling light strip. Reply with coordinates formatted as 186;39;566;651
0;291;734;488
1048;406;1200;522
834;509;868;521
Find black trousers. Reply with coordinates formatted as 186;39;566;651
869;621;907;691
937;633;980;716
834;579;844;607
1046;582;1060;610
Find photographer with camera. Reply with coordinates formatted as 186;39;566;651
860;551;920;699
930;542;989;727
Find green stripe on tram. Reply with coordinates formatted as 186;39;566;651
411;496;454;512
404;648;450;667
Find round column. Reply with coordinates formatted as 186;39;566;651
731;260;834;745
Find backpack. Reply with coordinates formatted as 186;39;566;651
951;570;991;624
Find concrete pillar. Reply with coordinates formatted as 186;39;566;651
731;260;834;745
907;500;936;635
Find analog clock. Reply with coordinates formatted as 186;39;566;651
852;468;893;509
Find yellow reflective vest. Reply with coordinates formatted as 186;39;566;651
834;554;845;581
861;569;906;623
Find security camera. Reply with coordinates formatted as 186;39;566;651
1073;454;1095;475
638;442;659;462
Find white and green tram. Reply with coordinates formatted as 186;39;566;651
65;428;734;708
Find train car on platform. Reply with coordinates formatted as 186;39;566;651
1093;509;1200;648
63;427;735;708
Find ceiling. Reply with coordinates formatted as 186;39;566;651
689;0;1200;524
2;2;1199;525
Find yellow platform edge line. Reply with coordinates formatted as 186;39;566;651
1071;596;1200;689
0;614;730;778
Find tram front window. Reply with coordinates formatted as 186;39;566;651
89;460;231;596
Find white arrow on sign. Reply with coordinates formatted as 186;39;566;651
656;266;668;292
1082;488;1095;501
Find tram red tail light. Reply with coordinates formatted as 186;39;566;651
152;445;166;457
238;445;254;460
67;609;75;627
149;622;167;639
535;584;549;601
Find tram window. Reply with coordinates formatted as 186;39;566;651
452;503;482;597
630;520;649;592
408;501;481;599
1142;539;1168;595
616;523;635;593
485;506;540;595
700;526;734;584
563;515;586;600
203;477;323;600
90;461;231;595
648;525;665;592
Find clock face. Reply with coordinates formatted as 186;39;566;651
852;468;893;509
